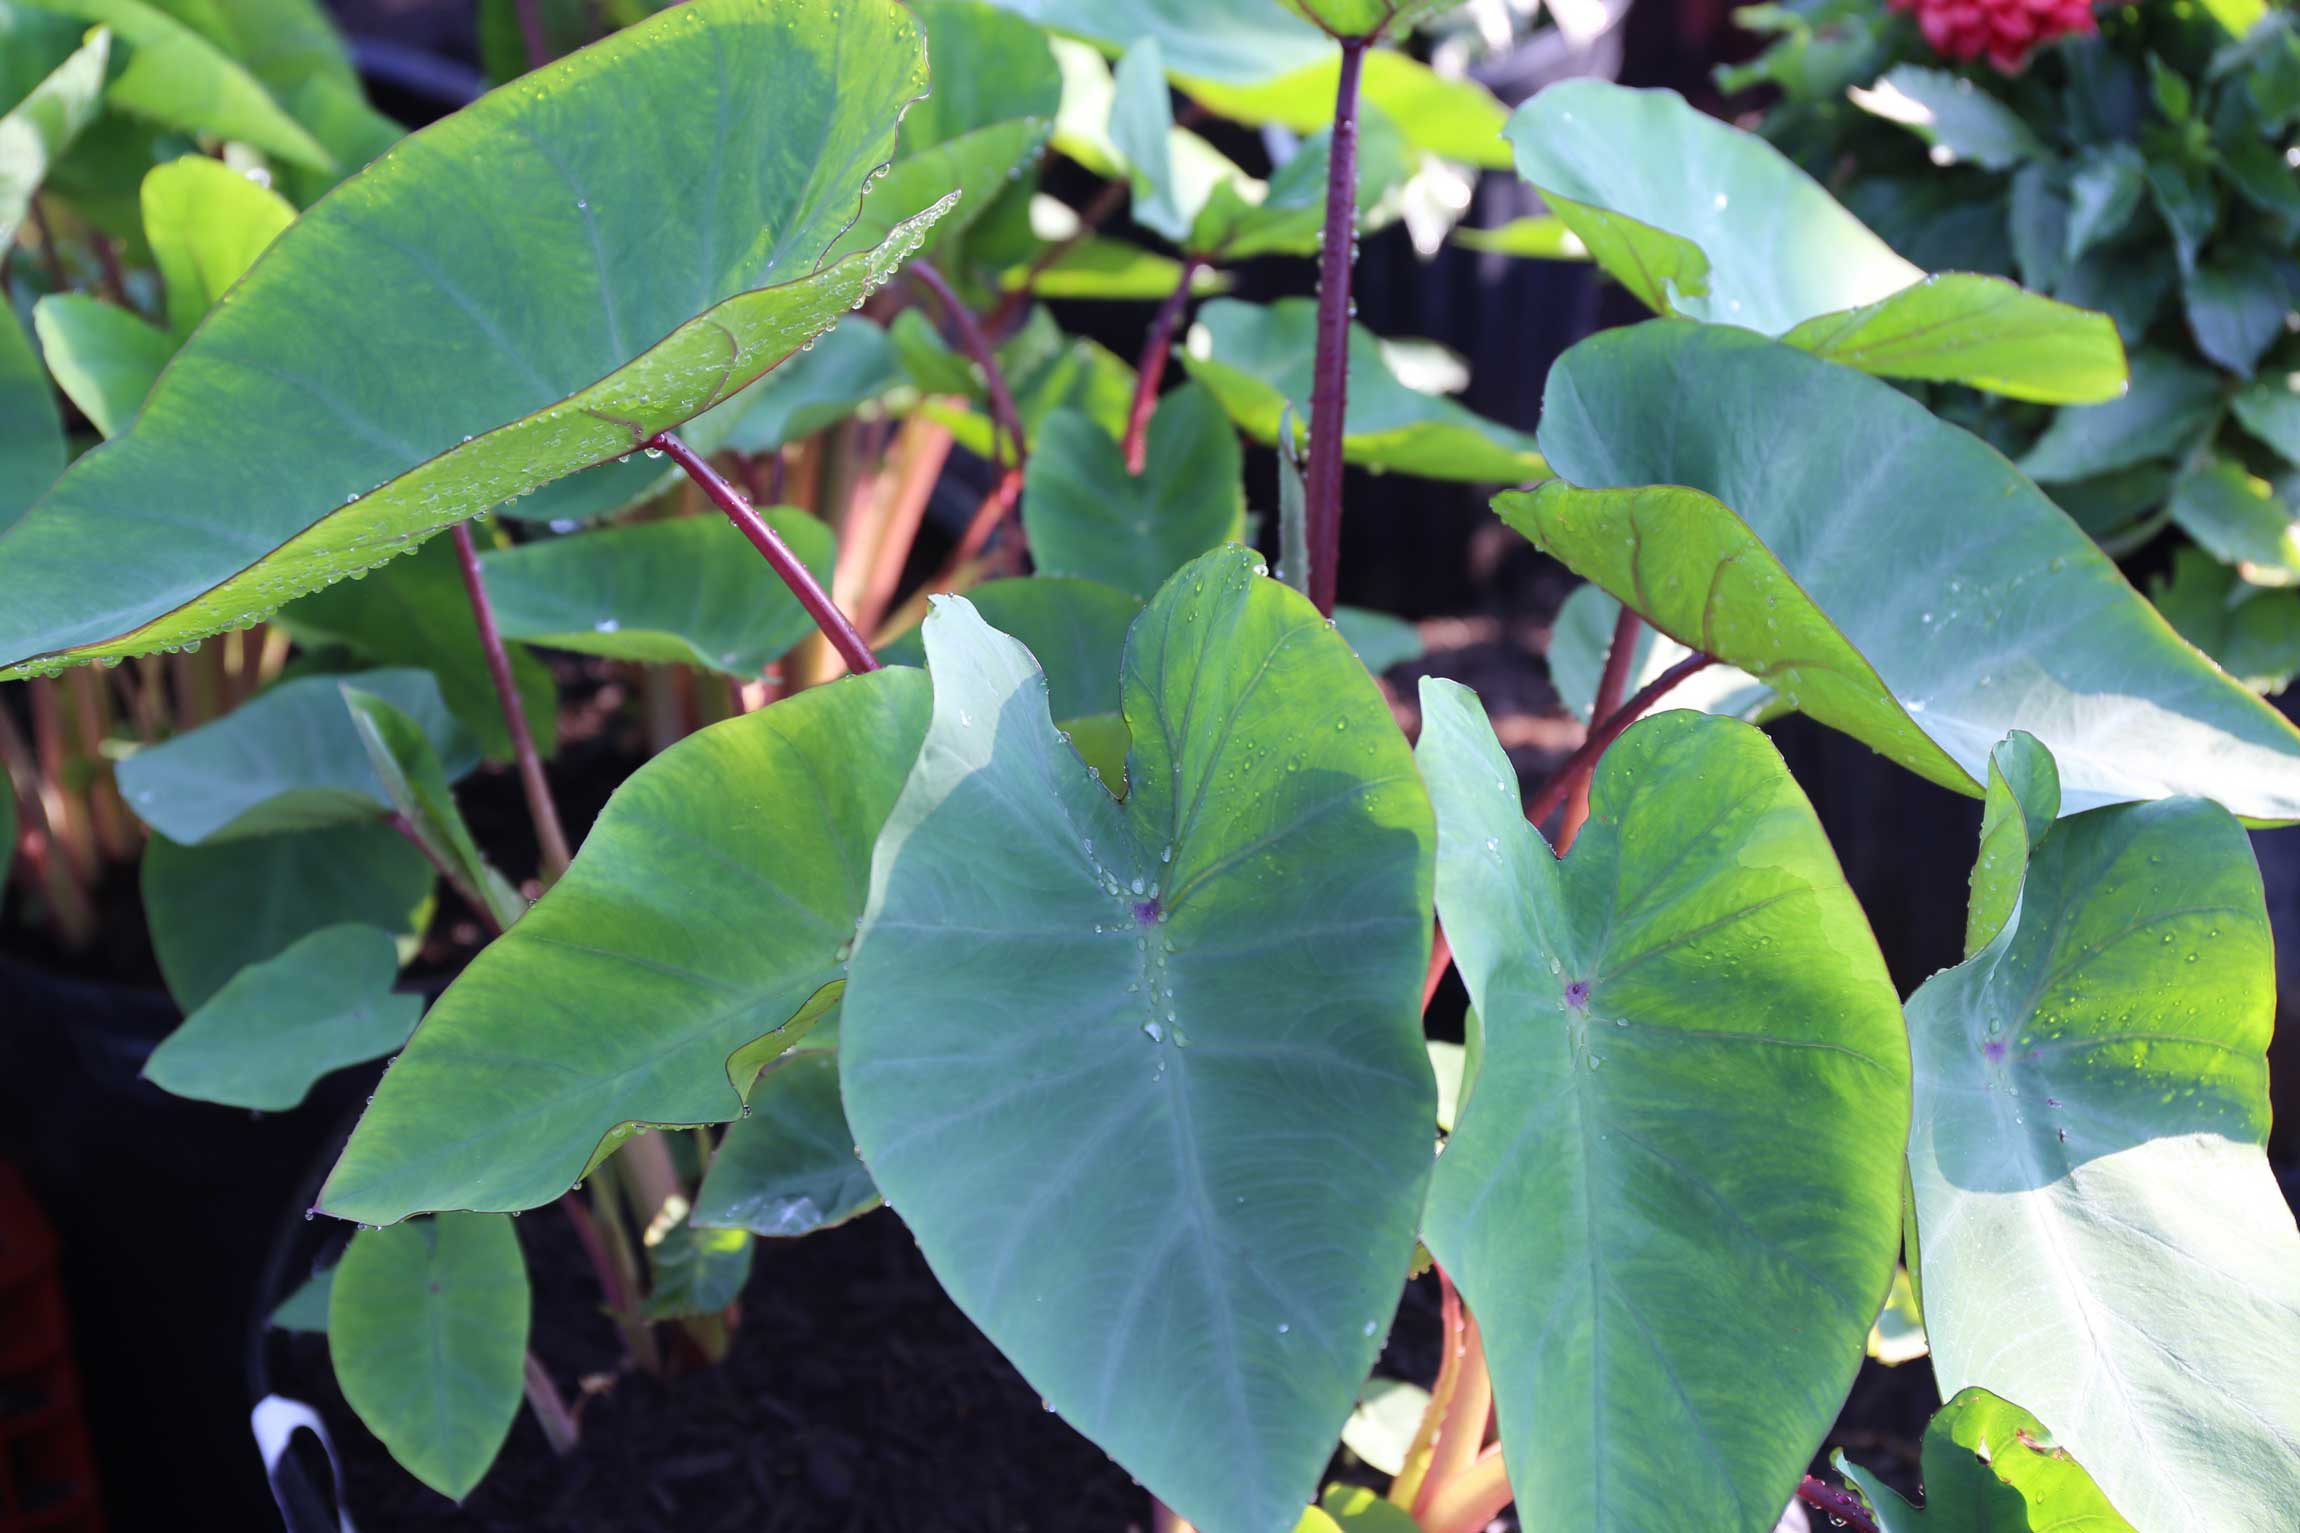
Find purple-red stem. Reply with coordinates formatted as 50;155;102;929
651;432;882;676
1525;651;1716;831
1559;604;1644;851
449;523;573;880
385;810;504;938
1303;35;1369;619
909;260;1026;470
1125;259;1204;473
1796;1475;1880;1533
513;0;552;70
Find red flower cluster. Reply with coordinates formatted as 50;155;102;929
1888;0;2098;73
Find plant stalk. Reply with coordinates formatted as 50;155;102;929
652;432;882;676
1416;1446;1512;1533
1125;259;1204;473
1797;1475;1879;1533
1559;605;1643;851
385;811;504;939
1525;651;1716;835
449;522;573;881
1303;35;1370;618
909;260;1026;469
522;1352;581;1456
513;0;552;70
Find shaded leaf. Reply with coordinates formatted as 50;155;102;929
1331;606;1421;675
1021;383;1242;599
341;684;523;933
1415;684;1907;1533
143;923;422;1110
2231;372;2300;467
31;292;171;437
2150;547;2300;693
841;547;1436;1533
2182;248;2293;376
2167;457;2300;586
642;1222;753;1318
879;575;1139;719
2018;349;2223;482
0;304;65;531
1964;731;2057;958
1856;66;2044;170
2064;143;2145;262
0;20;108;248
318;669;931;1224
692;1050;879;1236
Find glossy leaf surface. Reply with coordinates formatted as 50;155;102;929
1907;753;2300;1532
329;1213;528;1500
1516;322;2300;820
319;669;931;1224
143;923;422;1110
842;548;1436;1533
0;0;944;678
1415;684;1907;1532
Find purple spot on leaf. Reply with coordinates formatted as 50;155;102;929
1982;1039;2008;1063
1564;980;1590;1008
1133;899;1160;925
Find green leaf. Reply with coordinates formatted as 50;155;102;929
318;668;931;1225
1021;383;1242;599
2018;350;2223;482
1315;1485;1421;1533
841;547;1436;1533
140;153;295;336
0;304;66;531
902;0;1061;151
341;684;523;932
980;0;1331;87
1178;46;1514;169
2167;457;2300;585
1274;0;1447;38
142;821;433;1009
2231;372;2300;467
0;0;947;680
115;666;472;843
31;292;171;438
1451;215;1588;259
1864;1265;1928;1367
0;20;109;249
1331;606;1421;675
2144;155;2216;275
692;1050;879;1236
828;114;1049;268
1189;108;1409;262
1183;298;1544;482
642;1222;753;1318
2182;248;2293;376
1414;684;1907;1533
2064;143;2146;262
1507;81;2122;404
1905;772;2300;1532
1546;584;1771;724
155;0;361;106
719;316;901;454
1516;323;2300;821
879;575;1140;719
0;738;13;910
142;923;422;1109
270;1264;333;1332
1857;66;2044;170
1340;1378;1428;1477
273;537;558;763
328;1213;528;1501
1964;732;2058;958
1837;1387;2135;1531
33;0;330;167
1001;233;1222;301
2150;547;2300;694
479;511;836;676
1112;37;1192;243
895;305;1138;461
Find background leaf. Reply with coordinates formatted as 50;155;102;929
1021;383;1243;599
1837;1387;2134;1531
692;1049;878;1236
141;153;296;336
0;305;65;531
32;292;171;437
878;574;1140;719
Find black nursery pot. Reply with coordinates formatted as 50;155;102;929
0;956;380;1530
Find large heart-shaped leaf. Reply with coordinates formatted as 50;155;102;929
318;668;930;1225
1022;382;1243;599
1512;322;2300;821
142;923;422;1110
1413;683;1908;1533
1905;735;2300;1533
1183;299;1544;483
478;510;837;676
0;0;946;679
1508;81;2122;403
115;666;473;843
1837;1387;2134;1531
841;546;1436;1533
328;1213;528;1501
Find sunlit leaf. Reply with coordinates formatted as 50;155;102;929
1837;1387;2134;1531
140;153;295;336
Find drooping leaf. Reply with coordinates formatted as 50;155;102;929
318;668;931;1225
1507;81;2123;403
1906;767;2300;1533
32;0;330;167
1111;37;1193;244
1837;1387;2135;1531
116;666;473;843
479;511;836;676
142;822;433;1009
2017;349;2223;482
642;1222;753;1318
1415;683;1907;1533
341;684;523;933
31;292;171;437
0;0;947;679
142;923;422;1110
1546;585;1772;724
1182;298;1544;482
841;547;1436;1533
1963;732;2058;958
2149;547;2300;694
1854;65;2045;170
692;1050;878;1236
1021;383;1243;599
0;305;66;532
273;537;558;763
2167;457;2300;586
879;575;1140;719
0;20;109;248
140;153;295;336
328;1213;528;1501
1514;322;2300;821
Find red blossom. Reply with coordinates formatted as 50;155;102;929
1887;0;2098;74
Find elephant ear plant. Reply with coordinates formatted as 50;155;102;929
4;0;2298;1527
